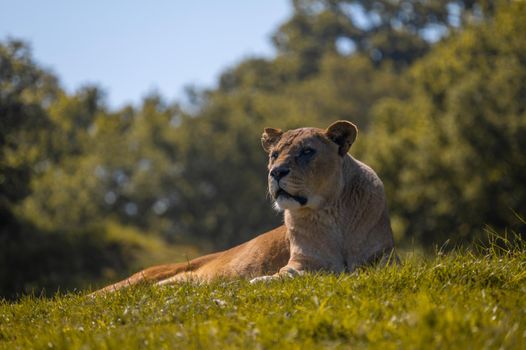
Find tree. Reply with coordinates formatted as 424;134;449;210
0;40;59;222
271;0;491;78
0;41;174;297
365;0;526;246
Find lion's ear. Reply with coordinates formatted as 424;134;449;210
325;120;358;156
261;128;283;153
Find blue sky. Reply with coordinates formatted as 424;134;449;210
0;1;291;108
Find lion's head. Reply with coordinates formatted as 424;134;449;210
261;121;358;211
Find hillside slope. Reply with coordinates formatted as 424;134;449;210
1;244;525;349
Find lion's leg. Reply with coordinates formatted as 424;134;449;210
91;252;221;295
89;263;186;296
249;266;304;283
156;272;200;286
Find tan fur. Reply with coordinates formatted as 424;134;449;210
93;121;396;295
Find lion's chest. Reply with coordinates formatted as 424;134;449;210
286;217;347;272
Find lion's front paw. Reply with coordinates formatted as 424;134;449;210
249;275;279;284
278;266;304;277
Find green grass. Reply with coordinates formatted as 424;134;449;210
1;244;526;349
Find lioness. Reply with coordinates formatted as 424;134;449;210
94;121;395;294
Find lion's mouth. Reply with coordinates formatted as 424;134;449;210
275;188;308;206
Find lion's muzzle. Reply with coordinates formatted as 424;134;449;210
274;188;307;205
270;165;290;181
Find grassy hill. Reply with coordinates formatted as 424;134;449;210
1;240;525;349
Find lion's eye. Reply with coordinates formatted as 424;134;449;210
270;151;279;160
300;148;316;157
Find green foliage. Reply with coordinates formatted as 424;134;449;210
0;40;58;209
0;220;201;300
0;43;199;297
1;247;526;349
365;1;526;246
0;222;121;299
271;0;493;76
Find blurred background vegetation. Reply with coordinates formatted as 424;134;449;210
1;0;525;298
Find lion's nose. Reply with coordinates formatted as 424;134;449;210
270;166;290;180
